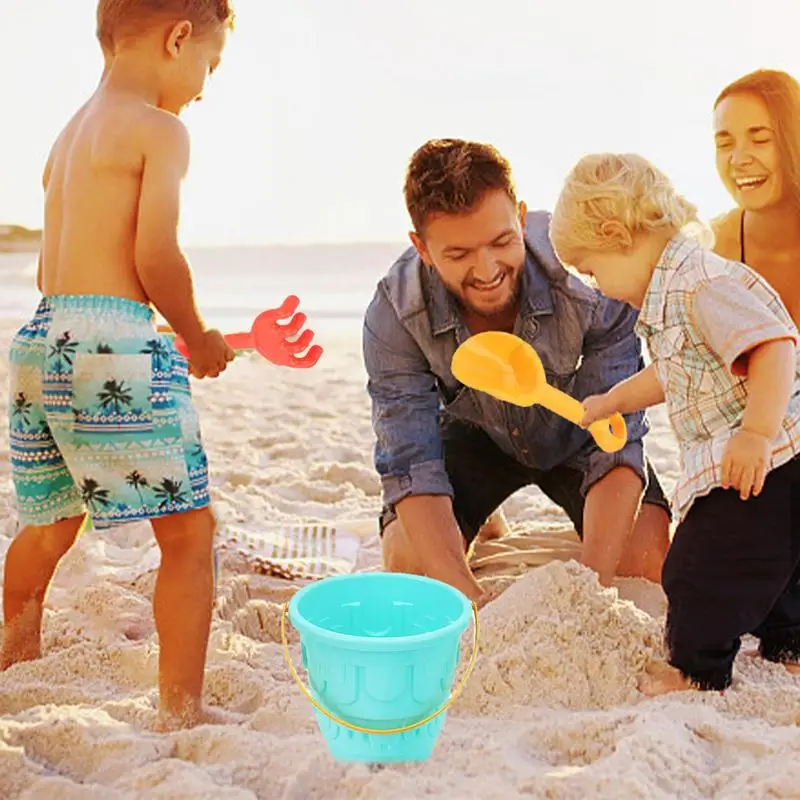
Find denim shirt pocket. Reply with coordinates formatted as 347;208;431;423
443;382;478;414
543;358;581;395
526;320;582;395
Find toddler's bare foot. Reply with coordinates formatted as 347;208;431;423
638;659;693;696
156;704;247;732
741;648;800;674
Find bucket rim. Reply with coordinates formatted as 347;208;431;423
287;572;473;648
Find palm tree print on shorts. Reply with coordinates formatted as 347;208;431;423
80;477;112;512
125;470;149;505
11;392;32;430
49;332;79;373
141;339;171;373
153;477;189;510
97;379;134;415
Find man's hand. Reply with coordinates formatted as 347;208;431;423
185;329;235;378
475;581;509;609
580;392;617;427
721;428;772;499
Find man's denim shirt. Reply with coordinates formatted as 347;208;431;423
362;210;650;513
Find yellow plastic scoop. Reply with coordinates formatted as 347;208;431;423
451;331;627;453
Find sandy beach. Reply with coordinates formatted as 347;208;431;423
1;321;799;799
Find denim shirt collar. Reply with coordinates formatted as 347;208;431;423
427;243;555;336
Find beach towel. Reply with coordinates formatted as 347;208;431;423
217;522;361;581
468;526;582;585
82;521;362;590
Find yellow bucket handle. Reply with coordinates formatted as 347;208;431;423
281;600;479;735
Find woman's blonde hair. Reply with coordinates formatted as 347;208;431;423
550;152;710;263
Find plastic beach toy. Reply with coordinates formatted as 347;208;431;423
281;573;478;763
171;295;322;368
451;330;627;453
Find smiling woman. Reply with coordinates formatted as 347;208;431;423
710;69;800;324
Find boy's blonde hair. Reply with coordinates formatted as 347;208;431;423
96;0;235;53
550;152;710;263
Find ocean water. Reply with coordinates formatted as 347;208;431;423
0;242;408;340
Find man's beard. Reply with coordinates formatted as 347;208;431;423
456;268;522;318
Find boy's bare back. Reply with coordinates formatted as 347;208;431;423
41;91;188;305
35;2;234;379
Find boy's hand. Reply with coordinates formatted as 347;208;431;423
721;428;772;499
185;330;235;379
580;393;616;427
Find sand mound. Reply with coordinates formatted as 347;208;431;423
459;561;664;715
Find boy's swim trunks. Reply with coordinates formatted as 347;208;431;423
8;295;210;530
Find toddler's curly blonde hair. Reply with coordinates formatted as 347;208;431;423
550;153;712;265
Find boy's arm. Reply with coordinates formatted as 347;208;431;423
602;363;665;415
739;339;796;440
36;146;56;293
134;112;207;348
692;276;797;440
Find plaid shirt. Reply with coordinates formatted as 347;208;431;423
635;233;800;522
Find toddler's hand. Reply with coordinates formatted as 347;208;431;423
581;393;615;428
721;428;772;499
186;330;235;379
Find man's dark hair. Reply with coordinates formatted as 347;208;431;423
403;138;518;234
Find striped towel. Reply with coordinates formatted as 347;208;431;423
218;522;360;581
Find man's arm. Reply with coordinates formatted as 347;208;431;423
578;296;648;401
363;287;482;600
570;295;662;586
134;112;207;349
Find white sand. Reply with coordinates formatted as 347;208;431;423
1;322;800;799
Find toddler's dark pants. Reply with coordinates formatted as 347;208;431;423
662;455;800;690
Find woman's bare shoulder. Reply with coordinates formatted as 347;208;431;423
708;208;741;257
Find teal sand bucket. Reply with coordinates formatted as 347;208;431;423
281;573;478;763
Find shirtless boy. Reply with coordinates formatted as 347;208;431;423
3;0;236;730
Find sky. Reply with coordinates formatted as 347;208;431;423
1;0;799;246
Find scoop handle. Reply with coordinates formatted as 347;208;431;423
537;383;585;425
587;414;628;453
537;385;627;453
